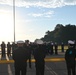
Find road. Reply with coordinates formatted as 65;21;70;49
0;52;69;75
0;61;67;75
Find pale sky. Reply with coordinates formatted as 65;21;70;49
0;0;76;43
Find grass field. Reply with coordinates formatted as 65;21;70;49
57;45;68;50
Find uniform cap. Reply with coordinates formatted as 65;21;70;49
68;40;75;44
51;43;53;45
17;40;24;44
34;39;43;44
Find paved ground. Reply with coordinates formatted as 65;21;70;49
0;61;67;75
2;50;76;75
0;51;69;75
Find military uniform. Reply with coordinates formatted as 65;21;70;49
1;42;6;57
12;41;31;75
54;43;58;55
61;42;64;52
7;42;11;57
33;39;46;75
65;40;76;75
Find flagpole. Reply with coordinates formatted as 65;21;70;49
13;0;15;43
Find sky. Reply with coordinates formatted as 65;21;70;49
0;0;76;43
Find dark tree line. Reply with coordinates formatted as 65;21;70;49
41;24;76;44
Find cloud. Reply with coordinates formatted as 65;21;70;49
0;0;13;6
28;13;43;17
0;0;76;8
28;11;54;18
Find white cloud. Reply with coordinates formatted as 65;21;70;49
0;0;76;8
28;10;54;18
0;0;13;6
15;0;65;8
28;13;43;17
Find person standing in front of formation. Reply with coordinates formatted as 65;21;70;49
33;39;46;75
65;40;76;75
12;40;31;75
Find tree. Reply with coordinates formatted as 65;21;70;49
41;24;76;44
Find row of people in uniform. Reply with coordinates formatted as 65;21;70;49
0;39;76;75
12;39;46;75
0;40;65;58
0;41;16;57
12;39;76;75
